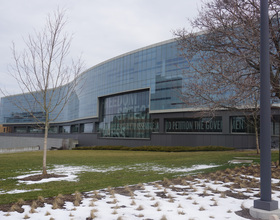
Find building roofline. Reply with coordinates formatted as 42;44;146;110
84;38;177;73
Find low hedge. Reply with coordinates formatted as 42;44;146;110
73;145;235;152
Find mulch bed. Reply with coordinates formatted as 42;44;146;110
19;173;67;181
235;208;260;220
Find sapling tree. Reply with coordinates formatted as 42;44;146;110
4;9;84;175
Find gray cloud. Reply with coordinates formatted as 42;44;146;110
0;0;203;95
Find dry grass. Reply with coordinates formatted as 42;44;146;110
112;198;118;204
31;200;38;209
167;193;174;202
136;205;144;211
168;197;175;203
73;191;82;206
90;209;98;219
9;204;21;212
185;175;194;181
163;178;172;187
4;212;11;216
144;193;152;198
52;200;59;210
178;210;185;215
23;214;30;219
73;200;80;207
112;209;118;215
109;189;116;198
220;192;227;198
202;189;209;196
212;201;218;206
199;206;206;211
29;207;37;214
89;200;95;207
129;191;135;199
224;178;230;183
238;191;245;197
154;182;162;189
17;198;25;206
124;185;131;193
152;201;160;207
192;200;198;205
74;191;82;200
137;183;145;190
112;204;120;209
93;190;102;200
37;196;44;203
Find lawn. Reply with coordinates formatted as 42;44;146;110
0;149;273;205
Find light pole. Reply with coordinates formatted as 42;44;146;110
253;0;278;212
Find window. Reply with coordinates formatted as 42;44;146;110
28;127;43;133
71;124;79;133
165;117;222;133
152;119;159;132
231;116;246;133
272;119;280;136
84;123;93;133
14;127;27;133
98;90;152;138
231;116;259;133
49;126;58;134
61;126;70;133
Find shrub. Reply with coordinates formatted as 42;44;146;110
73;145;234;152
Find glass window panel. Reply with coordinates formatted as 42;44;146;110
98;90;151;138
165;117;222;133
63;126;70;133
15;127;27;133
48;126;58;134
71;124;79;133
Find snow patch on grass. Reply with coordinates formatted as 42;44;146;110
16;164;219;185
0;189;42;195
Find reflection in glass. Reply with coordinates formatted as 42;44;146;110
99;90;157;138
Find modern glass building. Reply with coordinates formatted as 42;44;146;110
1;38;279;149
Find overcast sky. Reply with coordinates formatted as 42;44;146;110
0;0;204;96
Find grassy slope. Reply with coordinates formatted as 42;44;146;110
0;150;271;204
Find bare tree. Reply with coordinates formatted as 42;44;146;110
3;9;84;175
174;0;280;153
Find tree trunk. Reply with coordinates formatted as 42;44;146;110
278;117;280;165
42;122;48;176
254;117;260;154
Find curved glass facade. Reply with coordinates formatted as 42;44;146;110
2;38;280;149
0;39;187;125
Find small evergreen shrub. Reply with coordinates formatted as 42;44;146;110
73;145;234;152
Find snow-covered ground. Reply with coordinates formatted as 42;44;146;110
0;163;278;219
